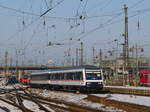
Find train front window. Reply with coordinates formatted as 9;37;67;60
86;72;101;80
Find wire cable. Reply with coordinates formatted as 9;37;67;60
67;6;150;43
4;0;65;42
40;0;65;17
23;19;42;50
129;0;145;9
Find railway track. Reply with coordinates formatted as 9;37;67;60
104;86;150;96
87;95;150;112
0;87;104;112
0;88;34;112
29;88;150;112
0;87;54;112
0;106;10;112
20;89;104;112
0;86;150;112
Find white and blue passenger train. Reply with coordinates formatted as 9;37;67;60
29;66;104;91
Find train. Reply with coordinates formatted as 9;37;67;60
20;75;29;85
139;70;150;86
28;66;104;91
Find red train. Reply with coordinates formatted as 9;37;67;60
20;75;29;85
139;70;150;86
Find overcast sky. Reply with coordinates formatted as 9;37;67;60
0;0;150;66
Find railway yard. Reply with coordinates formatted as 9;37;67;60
0;83;150;112
1;1;150;112
0;67;150;112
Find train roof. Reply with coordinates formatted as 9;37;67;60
31;65;100;75
54;65;98;70
50;65;99;71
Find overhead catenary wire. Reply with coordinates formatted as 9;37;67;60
0;0;149;49
83;0;89;11
4;0;65;42
76;14;122;41
1;3;149;20
23;19;42;50
0;1;126;50
44;0;49;8
0;3;125;20
129;0;145;9
40;0;65;17
87;0;109;13
54;0;149;44
64;6;150;44
99;0;113;11
82;6;150;41
58;16;123;46
56;6;150;44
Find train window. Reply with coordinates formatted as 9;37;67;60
72;73;76;80
74;72;83;80
63;73;66;80
55;74;59;80
63;73;67;80
86;72;101;80
49;74;51;80
51;74;55;80
61;73;65;80
42;74;49;80
48;74;51;80
31;74;49;80
48;72;83;80
66;72;73;80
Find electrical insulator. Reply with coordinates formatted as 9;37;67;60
79;15;83;19
51;25;55;28
22;20;25;26
70;25;74;29
137;20;140;30
43;20;46;26
77;23;80;26
141;48;144;52
48;42;52;46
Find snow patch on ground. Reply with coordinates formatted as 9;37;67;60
42;104;56;112
0;109;5;112
23;100;44;112
93;94;150;107
105;86;150;90
49;102;68;108
0;100;21;112
32;89;125;112
23;100;56;112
